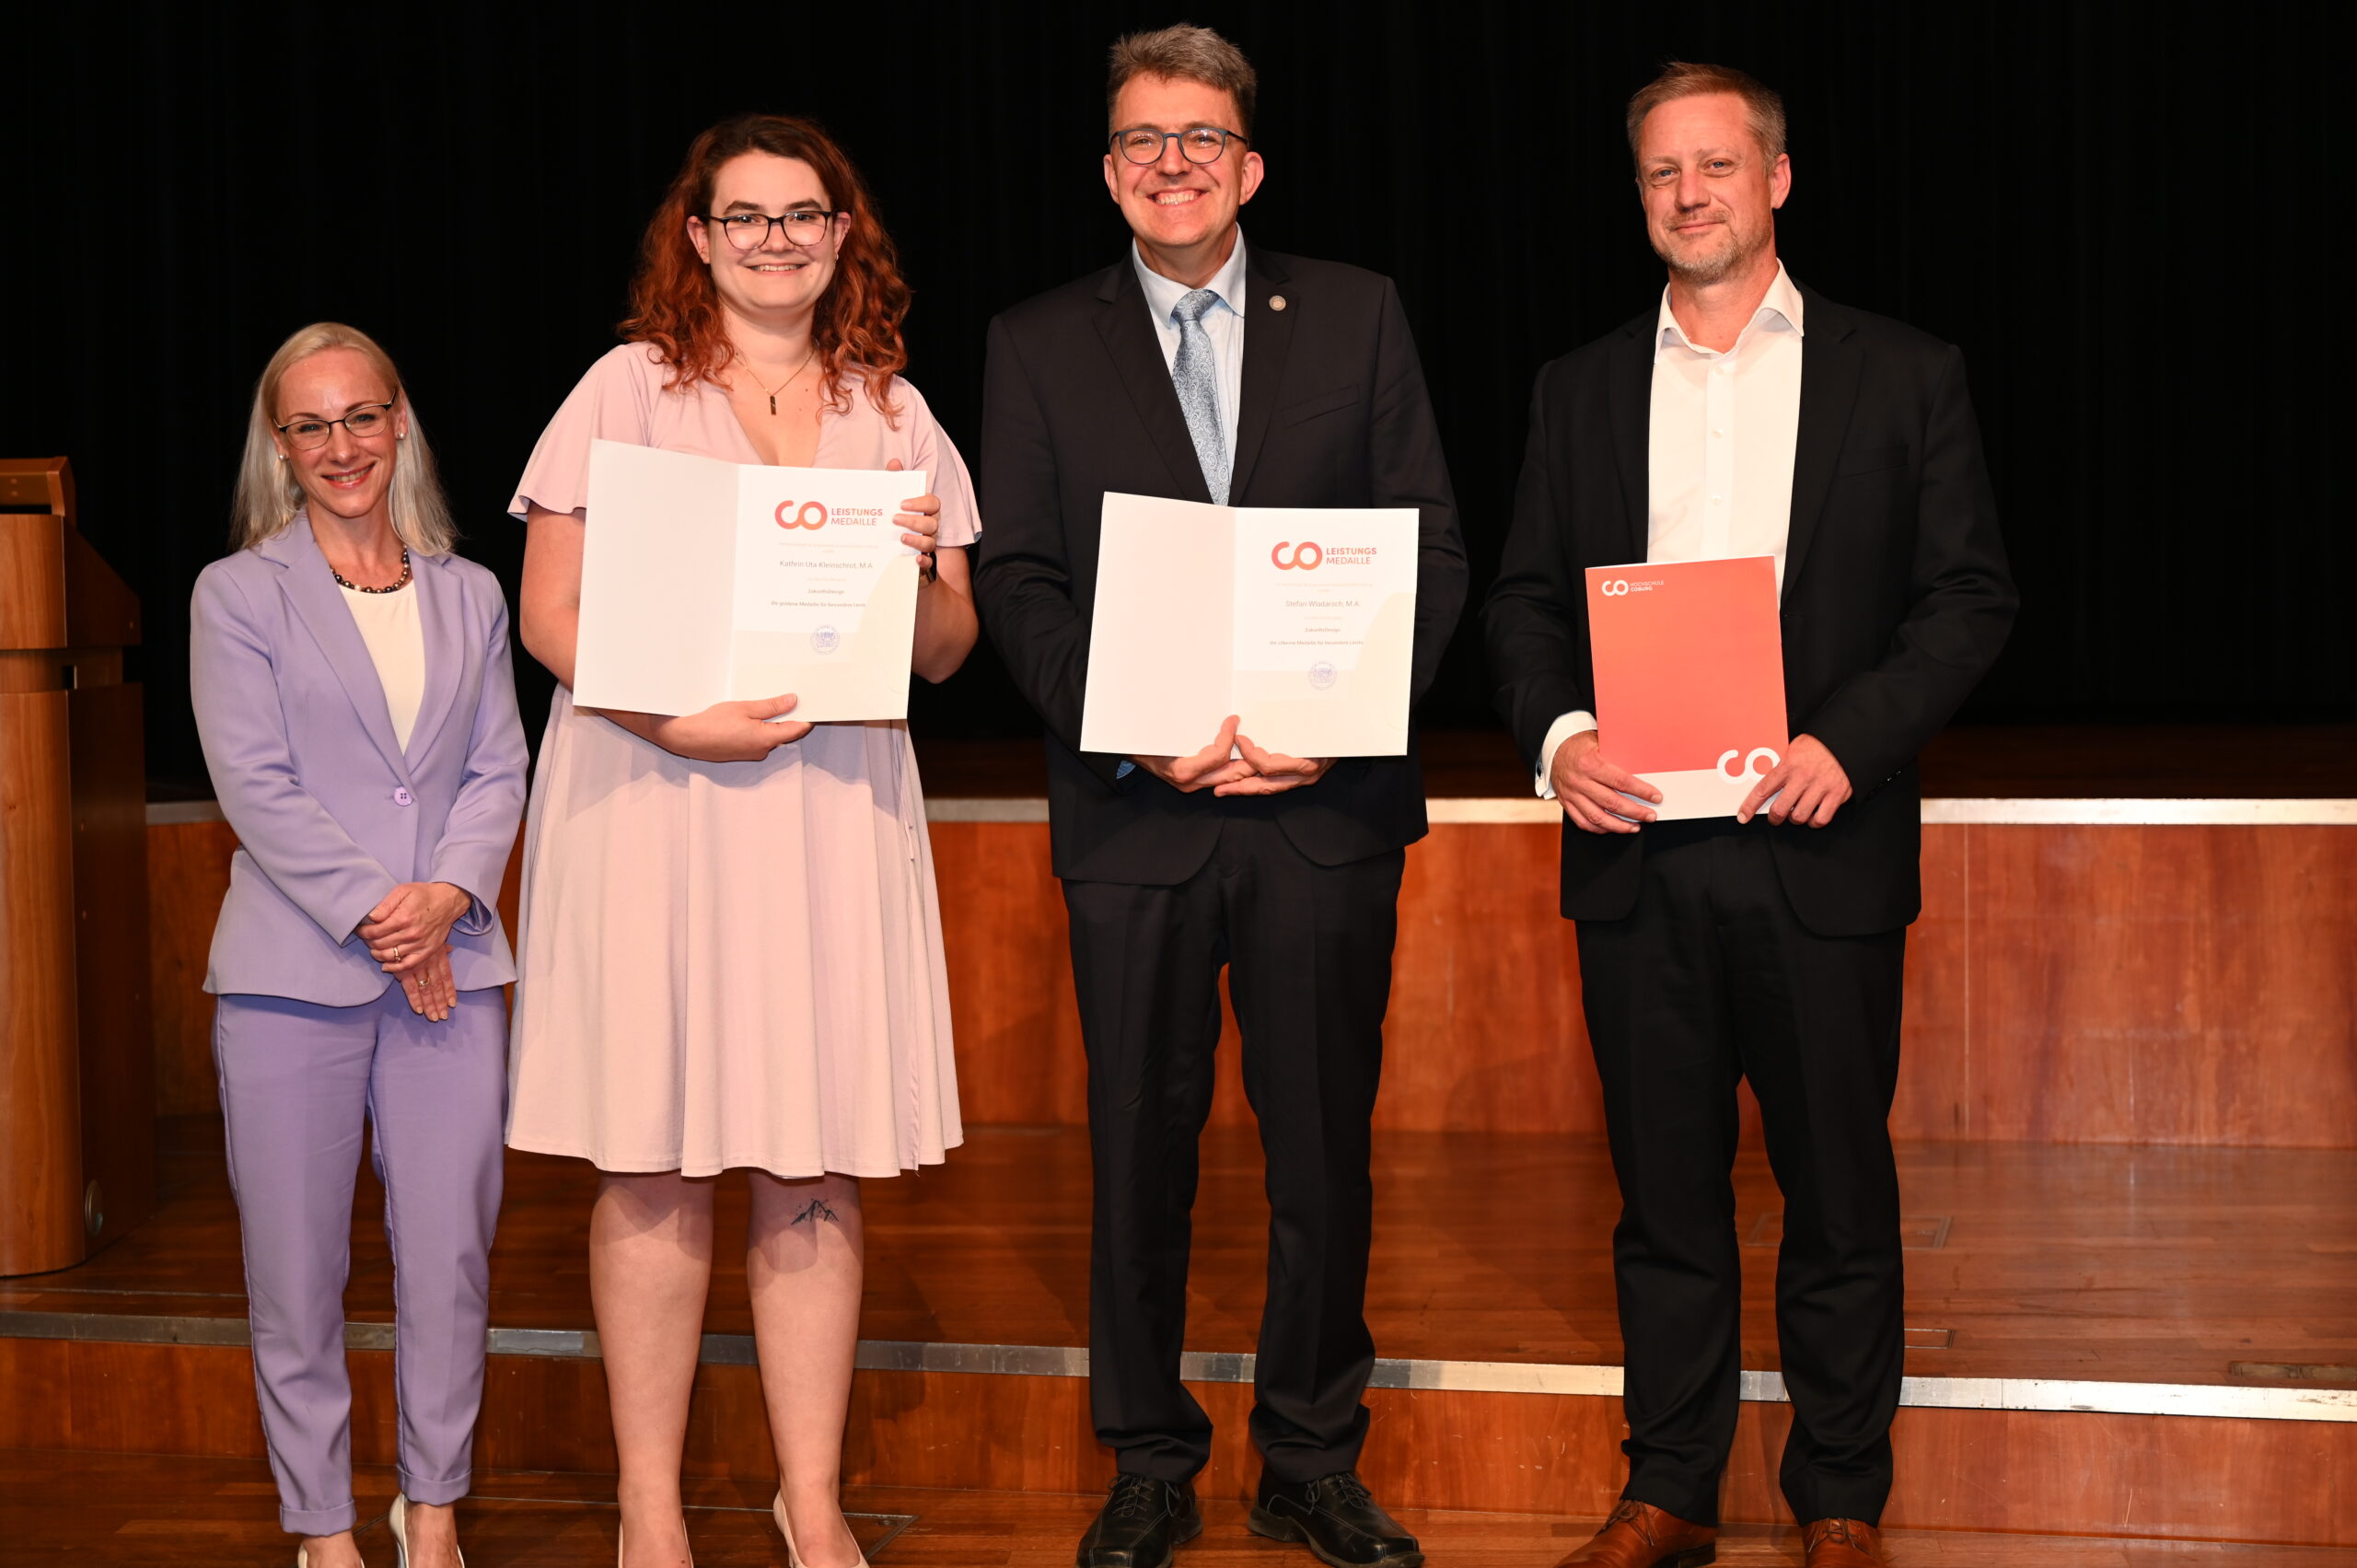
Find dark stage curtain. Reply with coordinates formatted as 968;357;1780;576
6;2;2348;791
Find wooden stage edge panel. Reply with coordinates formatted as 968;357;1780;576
145;802;2357;1147
6;1314;2350;1426
11;1455;2351;1568
2;1336;2351;1547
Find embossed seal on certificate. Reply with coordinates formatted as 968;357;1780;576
811;625;842;654
1307;660;1337;691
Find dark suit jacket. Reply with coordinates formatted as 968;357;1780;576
976;245;1469;885
1483;284;2017;936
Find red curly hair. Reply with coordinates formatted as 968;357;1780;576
621;113;910;416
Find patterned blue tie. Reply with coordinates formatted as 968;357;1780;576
1170;288;1230;504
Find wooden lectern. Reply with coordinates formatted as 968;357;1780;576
0;457;155;1276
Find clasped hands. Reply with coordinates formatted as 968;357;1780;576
1550;729;1852;834
1134;714;1335;796
637;461;942;765
359;881;474;1020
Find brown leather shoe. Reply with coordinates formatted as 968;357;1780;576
1554;1499;1717;1566
1802;1517;1885;1566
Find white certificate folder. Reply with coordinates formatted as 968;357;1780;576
573;439;923;721
1080;493;1420;759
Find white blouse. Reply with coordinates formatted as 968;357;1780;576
340;580;426;751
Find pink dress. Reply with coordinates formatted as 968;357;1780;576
505;343;970;1179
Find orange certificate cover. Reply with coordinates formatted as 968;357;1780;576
1585;555;1789;820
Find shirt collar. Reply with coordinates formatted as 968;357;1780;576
1655;260;1805;359
1133;230;1248;325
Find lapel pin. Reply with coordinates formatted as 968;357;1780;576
1269;295;1288;311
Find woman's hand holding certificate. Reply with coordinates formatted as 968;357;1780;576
885;456;943;578
644;694;814;761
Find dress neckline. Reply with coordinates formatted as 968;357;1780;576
707;366;841;470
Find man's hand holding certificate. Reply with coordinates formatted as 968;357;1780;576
574;440;925;722
1079;493;1421;769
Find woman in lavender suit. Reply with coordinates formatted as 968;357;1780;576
191;321;527;1568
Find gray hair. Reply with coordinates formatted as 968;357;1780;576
1107;24;1258;138
230;321;456;555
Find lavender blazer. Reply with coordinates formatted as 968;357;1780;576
190;520;528;1005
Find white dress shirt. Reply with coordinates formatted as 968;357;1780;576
341;577;426;752
1132;231;1248;468
1537;263;1807;796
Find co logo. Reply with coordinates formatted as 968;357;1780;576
1600;579;1631;597
775;500;828;530
1717;747;1780;779
1271;540;1324;570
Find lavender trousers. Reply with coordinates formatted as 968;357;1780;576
214;986;506;1536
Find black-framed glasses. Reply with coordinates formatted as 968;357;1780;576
1110;126;1247;165
275;401;396;450
699;209;848;250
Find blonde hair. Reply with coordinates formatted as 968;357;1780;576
230;322;456;555
1626;61;1787;172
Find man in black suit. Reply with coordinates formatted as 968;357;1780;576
1484;64;2016;1568
974;23;1464;1568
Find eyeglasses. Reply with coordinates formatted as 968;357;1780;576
700;209;848;250
1109;126;1247;165
275;401;396;450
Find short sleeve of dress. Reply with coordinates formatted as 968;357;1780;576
896;381;981;549
507;343;664;519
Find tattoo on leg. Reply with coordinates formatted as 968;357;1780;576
790;1197;841;1226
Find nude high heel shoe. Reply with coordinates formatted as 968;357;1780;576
388;1493;466;1568
772;1492;868;1568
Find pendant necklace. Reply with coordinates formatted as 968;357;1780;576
746;347;818;415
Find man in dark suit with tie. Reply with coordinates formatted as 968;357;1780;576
974;24;1464;1568
1484;64;2016;1568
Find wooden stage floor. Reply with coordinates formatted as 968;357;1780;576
5;1451;2351;1566
6;1118;2353;1397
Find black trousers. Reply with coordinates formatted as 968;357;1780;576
1575;819;1907;1527
1062;816;1405;1484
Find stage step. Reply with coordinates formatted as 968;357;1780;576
4;1124;2352;1549
3;1330;2350;1548
4;1452;2350;1566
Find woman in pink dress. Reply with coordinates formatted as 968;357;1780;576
509;113;977;1568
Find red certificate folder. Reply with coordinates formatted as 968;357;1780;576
1585;555;1789;820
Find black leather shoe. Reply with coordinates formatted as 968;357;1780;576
1248;1471;1424;1566
1076;1474;1202;1568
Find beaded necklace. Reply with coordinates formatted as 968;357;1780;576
331;546;412;594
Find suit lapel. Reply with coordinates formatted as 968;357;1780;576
404;553;462;766
1782;289;1862;600
262;519;412;782
1226;248;1295;503
1093;261;1214;504
1605;322;1654;565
